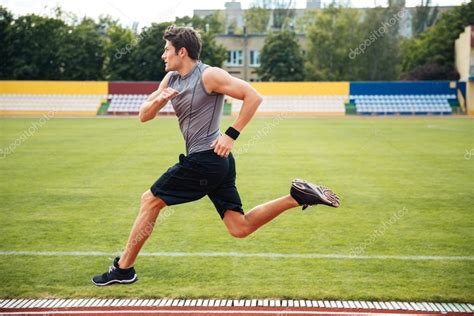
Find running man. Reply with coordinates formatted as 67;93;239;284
92;26;340;286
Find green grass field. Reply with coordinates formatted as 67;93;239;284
0;116;473;302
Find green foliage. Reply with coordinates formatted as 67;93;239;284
101;16;136;80
1;6;227;81
305;3;404;81
130;22;170;81
203;12;226;35
175;12;225;35
199;32;227;67
271;0;296;30
258;31;304;81
59;17;106;80
401;1;474;80
175;14;227;67
9;14;67;79
412;0;439;36
0;6;14;79
1;1;470;81
305;6;364;81
356;6;402;80
244;7;271;33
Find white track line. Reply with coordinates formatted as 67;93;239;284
0;251;472;261
1;300;472;313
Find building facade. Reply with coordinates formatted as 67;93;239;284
194;1;454;81
216;33;307;82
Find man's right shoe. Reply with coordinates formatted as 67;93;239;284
290;178;340;210
92;256;138;286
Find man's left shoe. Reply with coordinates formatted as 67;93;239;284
91;256;138;286
290;178;340;210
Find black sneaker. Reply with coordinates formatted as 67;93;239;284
290;178;340;210
92;256;138;286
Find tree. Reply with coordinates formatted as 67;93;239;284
131;22;171;81
199;32;227;67
175;14;227;67
304;5;363;81
400;62;458;80
401;1;474;80
202;12;226;35
175;12;225;35
412;0;439;36
0;6;14;79
271;0;296;31
59;17;106;80
101;16;137;80
357;5;403;80
258;30;304;81
9;14;67;79
304;2;404;81
244;6;271;33
388;0;406;7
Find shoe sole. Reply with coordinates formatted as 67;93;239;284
293;179;340;208
91;274;138;286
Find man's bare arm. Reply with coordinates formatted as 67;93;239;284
203;67;262;133
138;72;178;123
203;67;262;157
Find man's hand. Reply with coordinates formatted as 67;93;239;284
211;135;235;157
139;85;179;123
157;87;179;103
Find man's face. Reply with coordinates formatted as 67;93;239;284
161;40;181;72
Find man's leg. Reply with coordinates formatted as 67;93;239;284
223;195;299;238
223;179;340;238
92;189;166;286
118;190;166;269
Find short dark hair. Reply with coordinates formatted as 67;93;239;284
163;25;202;60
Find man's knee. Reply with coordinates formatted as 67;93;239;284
228;227;250;238
224;212;250;238
141;190;166;213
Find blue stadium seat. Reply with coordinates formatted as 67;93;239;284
352;94;454;116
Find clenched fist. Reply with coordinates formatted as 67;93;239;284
211;134;235;158
158;88;179;103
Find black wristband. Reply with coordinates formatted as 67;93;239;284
225;127;240;140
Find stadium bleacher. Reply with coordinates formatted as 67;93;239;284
349;81;459;116
352;94;456;115
0;81;108;116
106;94;173;115
0;81;463;117
107;94;146;114
231;95;346;115
0;94;105;115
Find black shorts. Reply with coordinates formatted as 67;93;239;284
150;149;244;219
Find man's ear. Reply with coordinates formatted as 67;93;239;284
178;47;187;58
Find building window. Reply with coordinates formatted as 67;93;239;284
226;50;243;66
249;50;260;67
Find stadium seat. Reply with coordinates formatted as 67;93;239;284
351;94;454;115
0;94;105;115
106;94;172;115
230;95;346;115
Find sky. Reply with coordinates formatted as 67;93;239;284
0;0;467;28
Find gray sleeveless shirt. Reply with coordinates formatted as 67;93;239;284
167;62;224;155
